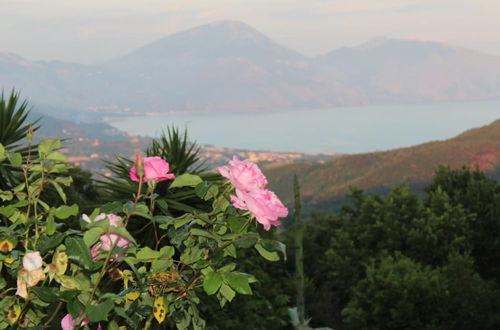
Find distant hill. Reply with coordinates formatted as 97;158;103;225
265;119;500;209
1;21;500;115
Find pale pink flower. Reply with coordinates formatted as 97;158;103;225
91;233;131;261
130;156;175;182
61;313;89;330
217;156;268;193
82;213;122;227
231;189;288;230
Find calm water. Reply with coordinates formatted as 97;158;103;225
109;100;500;154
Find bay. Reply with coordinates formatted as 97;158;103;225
109;100;500;154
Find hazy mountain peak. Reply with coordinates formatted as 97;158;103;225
108;20;305;68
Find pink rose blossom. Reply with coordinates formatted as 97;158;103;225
217;156;268;193
91;233;131;261
130;156;175;182
61;313;89;330
82;213;122;227
231;189;288;230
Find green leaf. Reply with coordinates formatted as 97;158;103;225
170;174;203;188
46;151;67;162
38;232;65;254
234;234;259;249
151;259;173;272
8;152;22;167
160;245;175;258
45;214;56;236
85;299;114;322
219;283;236;302
224;272;252;295
66;237;95;270
83;227;105;247
38;138;61;158
260;239;287;261
255;242;280;262
173;214;193;229
68;298;85;318
190;228;215;240
30;287;59;303
53;204;78;219
195;182;219;200
136;247;161;261
203;271;223;295
0;144;5;162
51;181;67;203
227;217;248;233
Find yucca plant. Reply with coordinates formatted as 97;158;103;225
96;126;220;245
148;127;206;175
0;90;40;189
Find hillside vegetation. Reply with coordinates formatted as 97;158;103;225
266;119;500;207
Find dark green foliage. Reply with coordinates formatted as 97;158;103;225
0;90;40;189
298;168;500;330
426;165;500;279
343;253;500;330
202;245;291;330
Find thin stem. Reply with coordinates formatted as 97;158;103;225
42;302;63;329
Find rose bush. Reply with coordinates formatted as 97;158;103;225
0;132;287;329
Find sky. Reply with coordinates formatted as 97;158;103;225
0;0;499;63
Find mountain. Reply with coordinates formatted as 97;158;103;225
312;38;500;104
102;20;314;112
1;21;500;114
265;119;500;208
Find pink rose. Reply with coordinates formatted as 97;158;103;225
217;156;268;193
129;156;175;182
91;233;131;261
82;213;122;227
231;189;288;230
61;313;89;330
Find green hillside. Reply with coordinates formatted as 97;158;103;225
266;119;500;208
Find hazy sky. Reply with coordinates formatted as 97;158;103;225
1;0;499;63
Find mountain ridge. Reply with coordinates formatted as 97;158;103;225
265;119;500;208
1;20;500;114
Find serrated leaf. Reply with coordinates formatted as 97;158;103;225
224;272;252;295
45;214;56;235
46;151;67;162
53;204;78;219
203;271;222;295
136;247;161;261
255;242;280;262
85;299;114;322
260;239;287;261
38;138;61;158
8;152;22;167
66;237;95;270
30;287;59;303
51;181;67;203
219;283;235;302
170;174;203;188
83;227;105;247
227;217;248;233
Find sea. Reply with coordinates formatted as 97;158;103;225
109;100;500;154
